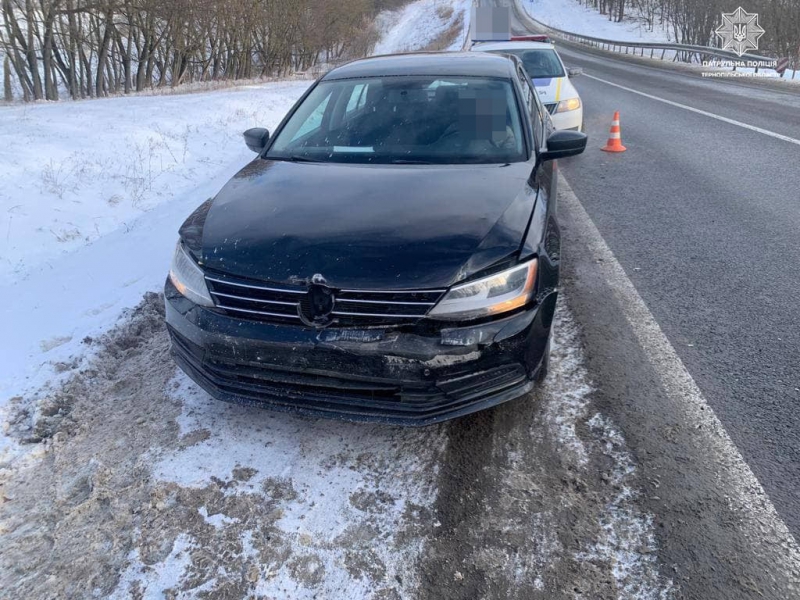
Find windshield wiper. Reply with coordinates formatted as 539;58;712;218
389;159;434;165
267;155;322;163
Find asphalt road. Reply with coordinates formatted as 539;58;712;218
499;0;800;596
552;24;800;535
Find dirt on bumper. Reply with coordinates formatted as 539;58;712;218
164;281;556;425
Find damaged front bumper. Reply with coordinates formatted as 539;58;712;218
164;279;557;426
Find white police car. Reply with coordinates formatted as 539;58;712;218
471;36;584;132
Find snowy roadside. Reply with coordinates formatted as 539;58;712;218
375;0;472;54
0;80;312;285
0;293;448;598
519;0;674;43
0;81;312;434
0;292;673;598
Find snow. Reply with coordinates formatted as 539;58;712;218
0;81;312;410
114;534;199;599
374;0;472;54
547;305;675;599
0;81;310;285
581;413;675;600
543;313;593;467
520;0;673;43
198;506;238;529
123;373;446;598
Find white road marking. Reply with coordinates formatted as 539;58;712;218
559;175;800;580
583;73;800;147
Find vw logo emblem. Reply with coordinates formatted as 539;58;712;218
299;275;336;327
309;285;335;319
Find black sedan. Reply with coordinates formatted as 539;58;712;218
165;52;587;425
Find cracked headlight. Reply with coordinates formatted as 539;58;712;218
428;259;538;321
169;241;214;307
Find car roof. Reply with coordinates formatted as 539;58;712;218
472;41;556;51
322;52;518;81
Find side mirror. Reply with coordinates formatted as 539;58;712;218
539;129;587;162
243;127;270;153
567;67;583;78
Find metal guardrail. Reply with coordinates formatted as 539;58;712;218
511;0;777;71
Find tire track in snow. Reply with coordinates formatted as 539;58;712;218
545;305;675;600
113;374;447;598
419;303;674;599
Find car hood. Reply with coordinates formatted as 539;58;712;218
199;159;536;289
533;75;578;105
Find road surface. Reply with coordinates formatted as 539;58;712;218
479;0;800;597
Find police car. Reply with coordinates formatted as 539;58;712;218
471;35;584;132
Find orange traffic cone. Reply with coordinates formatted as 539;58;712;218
601;111;626;152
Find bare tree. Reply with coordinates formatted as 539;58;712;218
3;53;12;100
0;0;390;101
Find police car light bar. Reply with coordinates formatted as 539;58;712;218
470;35;553;46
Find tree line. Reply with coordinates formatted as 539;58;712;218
575;0;799;57
2;0;412;102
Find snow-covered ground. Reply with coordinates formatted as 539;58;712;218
375;0;472;54
520;0;673;43
113;374;446;598
0;81;312;413
0;81;310;285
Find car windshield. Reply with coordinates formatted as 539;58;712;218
266;76;526;165
488;49;565;79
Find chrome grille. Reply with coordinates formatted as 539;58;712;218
205;274;445;327
544;102;557;114
333;288;445;325
206;275;305;323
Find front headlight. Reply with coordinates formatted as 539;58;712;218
169;241;214;307
428;259;537;321
556;97;581;113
